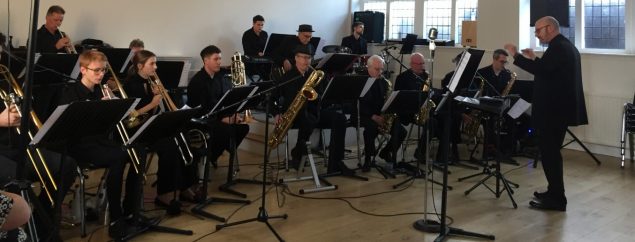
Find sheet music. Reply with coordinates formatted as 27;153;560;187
448;51;471;93
178;60;192;87
126;114;159;146
30;104;69;145
121;50;134;73
70;58;81;79
381;90;400;112
507;98;531;119
360;77;376;98
315;53;333;69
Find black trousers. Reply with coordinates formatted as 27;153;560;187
208;121;250;162
153;138;197;195
359;115;406;162
293;109;346;172
536;124;567;202
69;141;142;221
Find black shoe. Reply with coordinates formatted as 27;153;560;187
529;199;566;212
533;190;549;201
379;148;394;163
154;198;182;216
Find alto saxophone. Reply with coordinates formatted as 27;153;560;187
378;76;396;135
268;67;325;149
415;74;437;125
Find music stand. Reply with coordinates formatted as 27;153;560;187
98;48;134;76
29;99;138;240
415;49;495;241
320;75;369;181
263;33;294;57
315;53;358;74
206;86;264;198
123;108;202;240
33;53;80;85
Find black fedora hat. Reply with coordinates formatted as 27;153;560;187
297;24;315;33
293;45;313;55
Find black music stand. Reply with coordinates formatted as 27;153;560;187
458;97;519;209
414;49;495;241
398;34;418;73
263;34;294;57
122;108;206;240
33;53;80;85
29;99;138;240
320;74;369;181
383;91;445;189
98;48;134;76
206;86;264;198
314;53;358;74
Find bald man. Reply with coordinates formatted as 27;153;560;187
505;16;587;212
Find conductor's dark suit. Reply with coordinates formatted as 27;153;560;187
513;34;588;204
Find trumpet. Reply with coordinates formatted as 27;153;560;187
149;73;194;165
103;64;145;177
0;64;58;204
58;27;77;54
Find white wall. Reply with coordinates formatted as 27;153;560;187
0;0;352;68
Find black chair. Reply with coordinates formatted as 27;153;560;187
620;92;635;168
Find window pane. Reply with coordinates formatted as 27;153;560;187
424;0;452;40
584;0;625;49
455;0;478;42
389;1;415;40
560;0;576;44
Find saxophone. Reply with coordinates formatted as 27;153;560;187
463;76;485;140
415;75;437;125
501;70;517;96
378;77;396;135
268;67;325;149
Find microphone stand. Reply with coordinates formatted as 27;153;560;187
214;74;305;242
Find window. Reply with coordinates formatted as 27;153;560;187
389;1;415;40
360;0;479;43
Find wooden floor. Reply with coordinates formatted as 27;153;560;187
60;145;635;242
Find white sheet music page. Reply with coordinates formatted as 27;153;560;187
121;50;134;73
448;51;471;93
30;104;69;145
360;77;377;98
507;98;531;119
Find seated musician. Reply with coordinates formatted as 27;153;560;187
272;24;315;73
57;50;142;240
186;45;250;169
393;52;430;161
275;45;350;174
357;55;406;171
0;83;76;241
124;50;200;214
475;49;512;160
242;15;268;57
129;38;145;54
340;21;368;55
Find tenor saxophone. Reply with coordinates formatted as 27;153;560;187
378;77;396;135
268;67;325;149
501;70;517;96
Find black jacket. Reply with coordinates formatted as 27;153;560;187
513;34;588;129
341;35;367;55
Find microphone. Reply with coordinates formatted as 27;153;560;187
428;28;438;41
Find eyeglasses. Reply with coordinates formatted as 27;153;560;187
534;25;549;33
498;60;508;64
86;67;107;73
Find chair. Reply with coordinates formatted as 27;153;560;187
74;165;109;237
620;93;635;168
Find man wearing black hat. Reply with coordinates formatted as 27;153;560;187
272;24;315;73
341;21;367;55
274;45;351;175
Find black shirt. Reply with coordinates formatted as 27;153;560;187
186;68;232;118
476;65;511;96
341;35;368;55
124;73;154;110
242;28;268;57
395;69;428;91
58;81;103;105
36;25;65;53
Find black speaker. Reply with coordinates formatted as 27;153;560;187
530;0;569;27
353;11;385;43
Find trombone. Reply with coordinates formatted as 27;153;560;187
148;73;194;165
104;64;145;178
0;64;57;204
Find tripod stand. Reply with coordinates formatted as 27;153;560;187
460;101;519;209
215;88;287;241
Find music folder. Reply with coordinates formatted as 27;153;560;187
33;53;80;84
30;99;139;151
321;74;369;103
126;108;201;146
381;90;427;114
98;48;134;74
205;86;258;118
315;53;358;74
